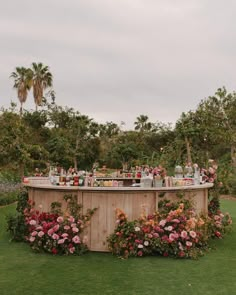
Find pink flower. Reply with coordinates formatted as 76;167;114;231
68;216;75;223
58;239;65;244
165;225;173;231
72;227;79;233
52;233;59;240
72;235;81;244
38;231;44;238
64;225;70;230
178;242;184;251
189;231;197;238
53;224;59;232
186;241;192;247
153;232;159;238
180;230;188;239
169;233;176;242
159;219;166;227
47;228;54;236
29;219;37;226
171;219;180;223
36;226;43;230
57;216;64;223
69;247;75;254
137;251;143;256
71;223;77;228
29;236;35;242
62;233;69;238
31;231;38;237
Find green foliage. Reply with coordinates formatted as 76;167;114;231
0;191;18;206
6;188;30;241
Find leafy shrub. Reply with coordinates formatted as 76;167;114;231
6;188;30;241
0;191;18;206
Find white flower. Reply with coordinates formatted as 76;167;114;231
138;244;144;248
144;241;149;246
135;227;140;232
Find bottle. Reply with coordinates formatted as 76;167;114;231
79;174;84;186
175;165;183;178
194;168;200;185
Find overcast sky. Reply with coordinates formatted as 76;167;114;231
1;0;236;129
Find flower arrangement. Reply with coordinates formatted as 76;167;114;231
24;195;97;255
107;198;232;259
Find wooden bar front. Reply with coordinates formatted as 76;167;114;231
26;184;213;252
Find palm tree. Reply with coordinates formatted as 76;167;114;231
31;62;53;111
134;115;152;132
10;67;32;115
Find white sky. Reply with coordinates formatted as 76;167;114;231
1;0;236;129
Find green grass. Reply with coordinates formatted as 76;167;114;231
0;200;236;295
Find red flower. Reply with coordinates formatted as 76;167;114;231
51;248;58;255
178;251;185;258
215;231;222;238
137;251;143;257
163;252;169;257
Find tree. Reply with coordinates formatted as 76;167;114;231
196;87;236;168
10;67;32;115
134;115;153;132
31;62;53;111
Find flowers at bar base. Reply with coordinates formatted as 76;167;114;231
107;200;232;259
24;195;97;255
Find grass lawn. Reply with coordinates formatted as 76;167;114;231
0;200;236;295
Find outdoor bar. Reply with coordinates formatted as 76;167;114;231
26;183;213;251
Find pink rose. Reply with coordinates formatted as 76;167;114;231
72;235;81;244
38;231;44;238
69;247;75;254
71;223;77;228
57;216;64;223
186;241;192;247
52;233;59;240
62;233;69;238
29;219;37;226
64;225;70;230
159;219;166;227
68;216;75;223
169;233;176;242
181;231;188;239
31;231;38;237
172;219;180;223
72;227;79;233
53;224;59;232
29;236;35;242
189;231;197;238
47;228;54;236
58;239;65;244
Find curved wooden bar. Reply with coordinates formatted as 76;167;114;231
26;183;213;252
